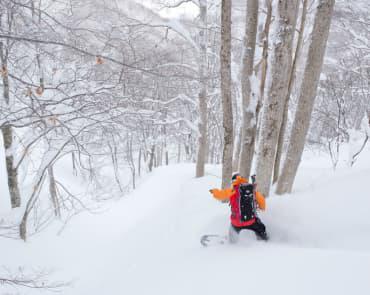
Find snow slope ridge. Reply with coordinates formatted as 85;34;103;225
1;148;370;295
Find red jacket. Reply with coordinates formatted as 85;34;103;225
210;177;266;227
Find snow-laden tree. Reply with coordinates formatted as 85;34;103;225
276;0;336;195
273;0;308;184
0;0;203;239
307;0;369;164
220;0;233;188
255;0;298;197
0;3;21;208
237;0;258;178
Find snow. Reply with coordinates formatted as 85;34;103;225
165;18;199;51
1;145;370;295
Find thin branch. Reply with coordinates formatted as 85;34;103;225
0;34;169;77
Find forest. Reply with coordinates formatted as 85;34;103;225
1;0;369;294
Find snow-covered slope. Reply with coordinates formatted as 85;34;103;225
1;146;370;295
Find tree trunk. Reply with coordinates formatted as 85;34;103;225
148;145;155;172
196;1;208;178
276;0;335;194
256;0;272;149
177;142;181;163
127;137;136;190
184;142;190;161
220;0;233;188
0;22;21;208
48;165;61;218
157;143;162;167
238;0;259;178
255;0;298;197
1;126;21;208
138;148;142;176
232;126;242;171
273;0;308;184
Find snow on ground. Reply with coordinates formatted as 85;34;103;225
1;145;370;295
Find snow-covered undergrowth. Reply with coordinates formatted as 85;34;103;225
1;144;370;295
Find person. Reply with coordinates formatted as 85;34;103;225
210;173;269;243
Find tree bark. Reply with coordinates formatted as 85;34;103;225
177;142;181;163
238;0;259;178
127;137;136;189
196;1;208;178
276;0;335;194
0;12;21;208
138;148;142;176
48;165;61;218
220;0;233;188
148;145;155;172
256;0;272;152
258;0;272;102
232;126;242;171
255;0;298;197
1;126;21;208
273;0;308;184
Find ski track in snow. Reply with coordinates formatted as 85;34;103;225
2;149;370;295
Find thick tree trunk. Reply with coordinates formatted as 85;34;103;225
238;0;259;178
220;0;233;188
196;2;208;178
276;0;335;194
255;0;298;197
273;0;308;184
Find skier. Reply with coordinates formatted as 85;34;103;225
210;173;269;243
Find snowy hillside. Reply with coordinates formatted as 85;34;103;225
1;0;369;294
2;145;370;295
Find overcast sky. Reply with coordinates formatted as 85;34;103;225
137;0;199;19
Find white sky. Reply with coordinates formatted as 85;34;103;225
137;0;199;19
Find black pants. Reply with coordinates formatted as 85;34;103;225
232;218;268;241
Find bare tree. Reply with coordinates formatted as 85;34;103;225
255;0;298;197
254;0;272;146
257;0;272;106
220;0;233;188
0;7;21;208
350;110;370;166
276;0;336;194
273;0;308;183
237;0;259;178
0;267;68;293
196;0;208;177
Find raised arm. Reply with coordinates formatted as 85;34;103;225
210;188;234;201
